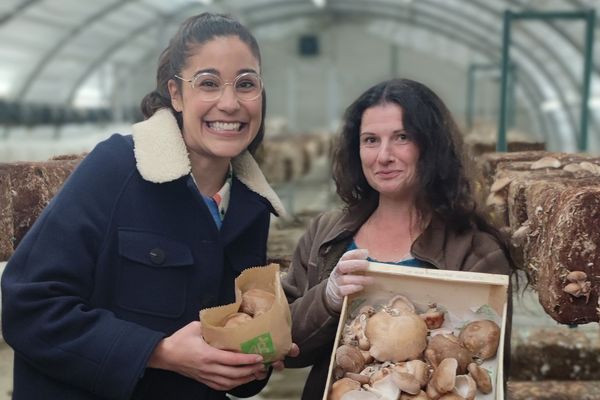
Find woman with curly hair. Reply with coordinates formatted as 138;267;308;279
282;78;515;399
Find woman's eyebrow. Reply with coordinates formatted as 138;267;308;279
237;67;259;75
192;68;219;76
191;67;259;77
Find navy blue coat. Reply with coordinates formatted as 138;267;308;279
1;110;285;399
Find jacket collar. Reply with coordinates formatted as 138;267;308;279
131;108;285;217
321;204;376;245
323;207;452;269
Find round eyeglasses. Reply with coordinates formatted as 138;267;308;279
174;72;263;102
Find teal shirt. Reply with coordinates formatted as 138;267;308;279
347;240;424;267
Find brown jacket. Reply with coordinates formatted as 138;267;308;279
281;206;512;400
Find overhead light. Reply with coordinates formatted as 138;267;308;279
589;97;600;109
312;0;326;8
540;99;561;113
541;96;600;112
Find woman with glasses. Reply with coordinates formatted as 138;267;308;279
282;78;517;399
2;12;297;400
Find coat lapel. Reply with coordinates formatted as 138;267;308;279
220;177;270;247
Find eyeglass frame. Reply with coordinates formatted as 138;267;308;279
173;72;264;102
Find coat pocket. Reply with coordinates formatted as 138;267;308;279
116;229;193;318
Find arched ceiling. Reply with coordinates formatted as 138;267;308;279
0;0;598;150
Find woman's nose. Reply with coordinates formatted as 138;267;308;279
376;142;394;163
216;85;240;112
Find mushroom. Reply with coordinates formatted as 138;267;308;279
467;362;493;394
485;192;506;208
425;334;473;374
367;373;401;400
342;306;374;350
369;366;391;384
393;360;430;388
366;310;428;362
563;282;592;303
360;364;384;381
453;374;477;400
222;312;252;328
340;390;379;400
563;162;582;173
564;270;592;303
579;161;600;175
489;176;512;193
240;288;275;316
530;156;561;170
344;372;371;385
391;371;422;395
341;391;380;400
336;345;366;374
419;304;445;330
329;377;361;400
360;350;374;364
458;320;500;360
426;358;458;399
400;391;429;400
438;394;466;400
387;294;416;315
486;176;513;209
566;270;588;282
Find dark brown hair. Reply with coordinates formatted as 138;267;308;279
335;78;524;290
333;78;510;240
140;12;265;154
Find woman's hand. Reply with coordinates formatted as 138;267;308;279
325;249;374;312
270;343;300;372
148;321;267;391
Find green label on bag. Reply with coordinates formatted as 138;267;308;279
240;333;276;361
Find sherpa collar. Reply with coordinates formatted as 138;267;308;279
131;108;285;217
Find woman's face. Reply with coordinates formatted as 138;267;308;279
168;36;262;162
359;103;420;200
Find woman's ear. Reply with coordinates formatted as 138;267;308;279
168;79;182;112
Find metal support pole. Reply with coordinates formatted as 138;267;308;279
580;10;595;151
498;9;595;152
497;11;512;152
466;65;476;132
508;63;517;129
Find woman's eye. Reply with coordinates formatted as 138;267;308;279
362;136;378;145
196;78;220;90
237;80;257;90
396;133;411;143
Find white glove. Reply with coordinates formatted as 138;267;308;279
325;249;373;312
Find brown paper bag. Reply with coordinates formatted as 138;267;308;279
199;263;292;363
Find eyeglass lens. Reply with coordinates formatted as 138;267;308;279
192;73;262;101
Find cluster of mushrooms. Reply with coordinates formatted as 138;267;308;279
221;288;275;328
329;294;501;400
562;270;592;303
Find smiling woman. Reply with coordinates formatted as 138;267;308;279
1;12;298;400
282;78;519;399
167;36;263;181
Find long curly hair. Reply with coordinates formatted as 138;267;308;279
333;78;489;234
139;12;265;155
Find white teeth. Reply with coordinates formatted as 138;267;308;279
208;121;241;131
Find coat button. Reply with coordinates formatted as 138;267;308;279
149;248;166;265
